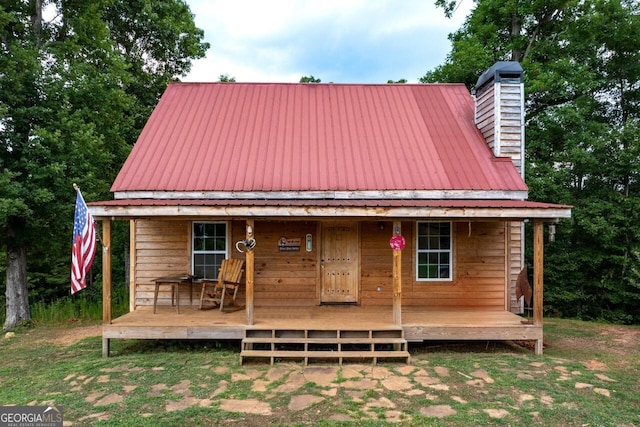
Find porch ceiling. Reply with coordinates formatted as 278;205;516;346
88;198;571;220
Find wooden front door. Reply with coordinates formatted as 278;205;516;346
320;222;358;303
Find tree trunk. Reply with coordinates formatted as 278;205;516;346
30;0;43;44
511;11;523;62
4;245;31;330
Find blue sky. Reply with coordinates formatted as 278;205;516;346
183;0;473;83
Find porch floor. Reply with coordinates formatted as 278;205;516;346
103;305;541;344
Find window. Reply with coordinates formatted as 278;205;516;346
416;222;452;281
192;222;228;279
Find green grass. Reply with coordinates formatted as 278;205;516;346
31;287;129;324
0;317;639;426
1;286;129;327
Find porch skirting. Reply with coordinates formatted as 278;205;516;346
102;306;541;358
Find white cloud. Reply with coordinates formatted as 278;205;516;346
184;0;473;83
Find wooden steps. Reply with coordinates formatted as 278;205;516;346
240;328;410;365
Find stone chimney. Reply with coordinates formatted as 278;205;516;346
474;62;525;179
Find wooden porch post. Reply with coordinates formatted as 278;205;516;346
129;219;136;312
245;219;255;325
102;219;112;357
533;219;544;355
392;221;402;325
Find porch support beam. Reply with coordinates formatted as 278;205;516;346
91;205;572;220
129;219;136;312
533;219;544;355
245;219;255;326
392;221;402;325
102;219;112;358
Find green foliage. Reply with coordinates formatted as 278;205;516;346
218;74;236;82
428;0;640;323
1;0;208;327
0;281;128;326
299;75;321;83
30;284;129;324
103;0;209;132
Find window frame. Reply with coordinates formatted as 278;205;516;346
415;221;453;282
191;221;229;280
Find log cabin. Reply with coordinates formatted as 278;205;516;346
90;61;571;363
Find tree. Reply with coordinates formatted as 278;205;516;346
300;75;321;83
218;74;236;82
424;0;640;323
103;0;208;133
0;0;208;330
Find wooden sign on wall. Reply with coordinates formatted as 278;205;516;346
279;237;301;252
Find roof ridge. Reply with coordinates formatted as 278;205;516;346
171;81;467;87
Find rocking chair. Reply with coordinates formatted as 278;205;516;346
199;259;245;311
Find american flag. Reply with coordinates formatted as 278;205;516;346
71;189;96;294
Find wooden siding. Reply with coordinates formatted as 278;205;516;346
508;221;525;312
132;219;508;311
359;221;397;306
449;221;507;310
251;221;318;307
133;219;190;308
361;221;507;310
475;82;524;176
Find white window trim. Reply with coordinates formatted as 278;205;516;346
191;221;229;279
415;221;453;282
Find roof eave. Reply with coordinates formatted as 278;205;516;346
112;189;529;200
89;204;571;221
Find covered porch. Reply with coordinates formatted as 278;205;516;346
92;201;569;361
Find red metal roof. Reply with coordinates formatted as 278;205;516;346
111;83;527;193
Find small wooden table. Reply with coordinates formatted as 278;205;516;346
153;275;193;314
